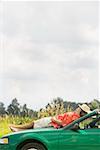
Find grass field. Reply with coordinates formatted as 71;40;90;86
0;116;34;138
0;117;11;138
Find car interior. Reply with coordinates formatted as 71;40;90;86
79;116;100;129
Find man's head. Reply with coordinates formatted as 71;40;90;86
76;104;91;117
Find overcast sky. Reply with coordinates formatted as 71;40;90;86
0;1;99;110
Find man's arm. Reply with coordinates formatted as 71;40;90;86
51;116;63;125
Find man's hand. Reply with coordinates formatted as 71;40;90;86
95;109;100;114
98;125;100;128
51;117;63;126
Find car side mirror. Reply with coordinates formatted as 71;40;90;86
71;123;79;131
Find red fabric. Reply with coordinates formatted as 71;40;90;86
51;112;80;128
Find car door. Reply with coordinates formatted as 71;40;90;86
58;128;100;150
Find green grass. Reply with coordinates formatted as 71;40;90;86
0;117;11;138
0;116;34;138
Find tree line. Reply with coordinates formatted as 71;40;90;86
0;97;100;119
0;98;37;118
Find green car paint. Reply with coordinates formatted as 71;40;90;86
58;128;100;150
0;110;100;150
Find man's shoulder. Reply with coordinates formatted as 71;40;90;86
64;112;79;116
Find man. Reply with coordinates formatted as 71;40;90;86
9;104;91;132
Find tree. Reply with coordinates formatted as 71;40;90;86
0;102;6;117
20;104;28;117
28;109;37;118
7;98;20;116
90;99;100;110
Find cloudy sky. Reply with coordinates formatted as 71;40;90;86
0;1;99;110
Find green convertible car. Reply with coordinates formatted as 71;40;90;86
0;110;100;150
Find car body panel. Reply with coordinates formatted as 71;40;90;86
58;128;100;150
0;128;60;150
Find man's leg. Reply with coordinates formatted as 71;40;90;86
9;121;34;132
9;117;52;132
34;117;52;128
